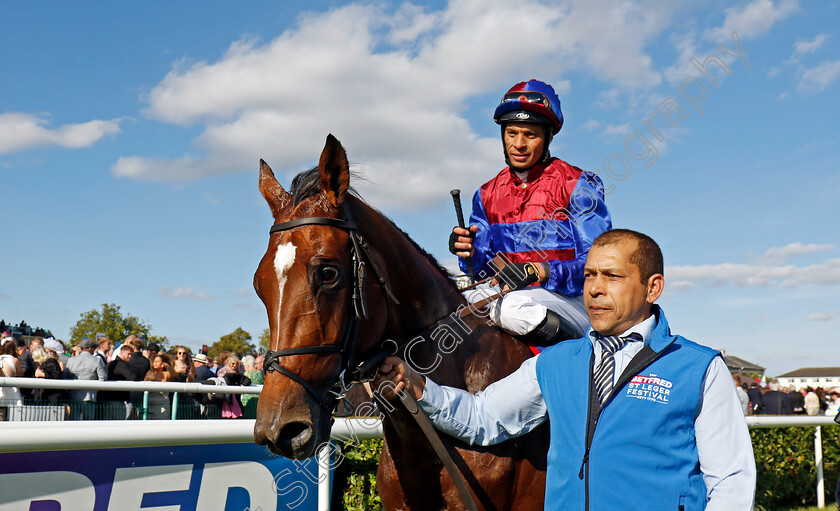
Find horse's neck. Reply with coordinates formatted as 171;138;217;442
355;200;531;391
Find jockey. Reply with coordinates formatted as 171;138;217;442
450;79;611;348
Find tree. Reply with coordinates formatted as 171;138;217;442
69;303;158;347
208;327;254;359
259;328;270;353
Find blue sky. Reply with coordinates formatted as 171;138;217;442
1;0;838;376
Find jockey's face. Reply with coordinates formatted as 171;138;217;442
504;122;546;169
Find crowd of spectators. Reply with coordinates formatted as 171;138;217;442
0;332;265;421
732;373;840;417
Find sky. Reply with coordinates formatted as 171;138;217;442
1;0;838;376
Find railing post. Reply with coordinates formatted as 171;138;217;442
816;425;825;508
318;443;331;511
142;391;149;420
171;392;179;420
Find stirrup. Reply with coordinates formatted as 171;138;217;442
520;310;581;347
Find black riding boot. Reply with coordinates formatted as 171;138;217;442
520;310;582;347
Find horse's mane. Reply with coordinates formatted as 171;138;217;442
290;168;459;291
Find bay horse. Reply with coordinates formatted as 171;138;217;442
253;134;548;510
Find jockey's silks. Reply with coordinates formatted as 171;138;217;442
463;158;611;297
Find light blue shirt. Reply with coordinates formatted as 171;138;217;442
419;315;756;510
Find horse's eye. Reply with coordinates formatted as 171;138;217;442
318;266;340;286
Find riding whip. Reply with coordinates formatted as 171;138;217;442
450;189;476;284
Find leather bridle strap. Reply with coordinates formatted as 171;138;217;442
269;216;356;233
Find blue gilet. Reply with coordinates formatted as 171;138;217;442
535;306;719;511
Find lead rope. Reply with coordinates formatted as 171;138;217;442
361;380;480;511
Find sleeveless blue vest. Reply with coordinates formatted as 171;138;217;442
535;306;719;510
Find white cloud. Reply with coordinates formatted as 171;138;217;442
579;119;601;131
706;0;799;42
798;60;840;93
806;312;835;321
778;92;789;100
159;286;218;300
596;88;622;108
0;113;121;155
755;242;835;265
667;255;840;290
790;33;828;61
600;123;631;138
112;0;674;209
663;31;702;87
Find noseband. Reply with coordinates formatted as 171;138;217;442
263;202;397;413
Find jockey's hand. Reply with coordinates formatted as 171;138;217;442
448;225;478;258
491;262;550;292
373;356;425;401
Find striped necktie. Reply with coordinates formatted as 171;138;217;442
593;333;643;407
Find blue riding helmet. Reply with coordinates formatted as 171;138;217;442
493;79;564;135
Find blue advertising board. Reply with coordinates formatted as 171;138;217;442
0;443;322;511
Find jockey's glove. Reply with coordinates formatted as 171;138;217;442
448;228;475;256
495;262;550;291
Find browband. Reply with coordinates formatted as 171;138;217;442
270;216;356;234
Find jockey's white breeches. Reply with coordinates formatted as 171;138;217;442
462;285;590;336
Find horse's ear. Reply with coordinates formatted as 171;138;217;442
259;159;292;218
318;134;350;208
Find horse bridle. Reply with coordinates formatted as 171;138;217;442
263;201;480;511
263;202;398;414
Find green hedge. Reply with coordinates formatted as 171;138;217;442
336;427;839;511
752;426;839;511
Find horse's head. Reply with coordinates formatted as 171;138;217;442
253;135;389;459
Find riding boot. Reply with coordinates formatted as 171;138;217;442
520;310;582;347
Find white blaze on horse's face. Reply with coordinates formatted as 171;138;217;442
273;241;297;313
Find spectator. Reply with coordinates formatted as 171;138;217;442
28;337;44;353
126;336;150;381
44;338;69;370
63;338;105;420
732;373;750;415
804;387;821;416
825;388;840;417
816;387;829;413
17;338;36;378
255;354;264;372
15;338;36;401
207;357;218;375
193;353;213;381
145;353;176;419
171;346;196;383
761;379;793;415
99;344;136;415
143;342;161;361
788;386;805;414
64;338;106;400
214;351;233;377
95;336;111;366
0;338;24;417
241;355;263;417
219;355;250;419
31;346;69;403
747;380;765;415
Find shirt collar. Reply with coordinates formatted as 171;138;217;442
588;314;656;346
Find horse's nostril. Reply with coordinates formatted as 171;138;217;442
279;421;310;442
